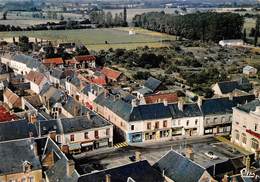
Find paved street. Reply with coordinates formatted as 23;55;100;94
74;136;245;174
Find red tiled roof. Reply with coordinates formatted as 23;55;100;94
25;71;46;85
144;92;178;104
74;55;96;62
43;57;64;65
0;106;17;122
101;67;122;81
91;76;107;86
3;88;21;108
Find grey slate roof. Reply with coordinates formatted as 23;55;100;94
0;119;37;142
67;73;81;87
130;103;172;121
13;54;46;72
62;95;89;116
94;93;172;122
0;138;42;175
200;95;255;116
237;99;260;113
217;78;252;94
37;115;111;136
50;68;64;79
153;150;206;182
78;160;164;182
144;77;162;92
43;138;79;182
168;103;202;119
217;81;239;94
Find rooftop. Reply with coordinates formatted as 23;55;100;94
0;138;42;175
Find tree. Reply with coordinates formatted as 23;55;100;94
254;15;260;46
106;12;113;26
18;36;30;52
75;45;89;55
243;28;247;43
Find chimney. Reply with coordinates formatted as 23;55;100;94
29;113;37;124
61;145;69;154
229;94;234;101
86;111;91;120
66;160;75;176
105;174;111;182
222;174;229;182
255;149;260;161
104;90;109;98
246;156;251;172
31;142;38;156
197;96;203;108
178;98;184;111
135;151;141;161
131;99;138;107
186;147;194;160
48;131;57;141
163;99;168;106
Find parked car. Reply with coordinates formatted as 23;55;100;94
204;151;219;160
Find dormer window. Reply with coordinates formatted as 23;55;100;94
23;161;32;173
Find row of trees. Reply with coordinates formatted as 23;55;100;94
133;12;244;42
89;9;128;27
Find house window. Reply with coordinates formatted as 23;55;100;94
178;120;181;125
21;177;26;182
242;133;247;144
186;120;189;126
106;128;110;136
221;117;225;123
29;176;34;182
251;138;259;150
255;124;258;132
70;134;74;141
206;118;210;125
56;135;61;143
131;125;135;131
163;120;167;128
213;118;217;123
195;119;198;125
147;122;151;130
173;120;176;126
234;130;239;141
155;122;159;129
84;132;89;139
95;130;99;138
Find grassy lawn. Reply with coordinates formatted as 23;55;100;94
0;28;176;51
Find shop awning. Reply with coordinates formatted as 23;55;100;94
68;143;81;150
81;142;93;147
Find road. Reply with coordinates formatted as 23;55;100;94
74;136;221;174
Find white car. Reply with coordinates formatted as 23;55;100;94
204;151;219;160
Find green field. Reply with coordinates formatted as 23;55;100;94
0;28;176;51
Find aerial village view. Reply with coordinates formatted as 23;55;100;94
1;0;260;181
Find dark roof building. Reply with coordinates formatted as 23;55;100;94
144;77;162;92
0;119;37;142
78;160;164;182
36;115;111;136
200;95;255;116
153;150;210;182
0;138;42;176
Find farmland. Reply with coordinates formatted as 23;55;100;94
0;28;176;51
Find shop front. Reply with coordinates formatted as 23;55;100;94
68;143;81;154
94;138;109;149
128;132;142;143
172;127;182;136
81;141;94;152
